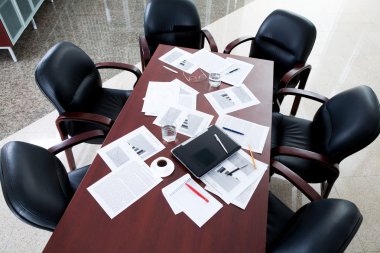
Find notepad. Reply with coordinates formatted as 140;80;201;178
171;125;241;178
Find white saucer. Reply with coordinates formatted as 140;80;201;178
150;157;175;178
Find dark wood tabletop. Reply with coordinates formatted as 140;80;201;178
43;44;274;253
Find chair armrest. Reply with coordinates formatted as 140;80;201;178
48;130;106;155
139;35;151;71
223;36;255;54
278;64;312;115
271;160;322;201
276;88;329;104
201;29;218;52
95;61;142;87
271;146;339;177
56;112;114;127
279;64;311;88
55;112;113;138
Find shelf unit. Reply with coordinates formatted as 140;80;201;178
0;0;52;62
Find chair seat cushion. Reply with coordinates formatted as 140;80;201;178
68;165;90;192
268;195;363;253
271;113;335;182
66;88;131;143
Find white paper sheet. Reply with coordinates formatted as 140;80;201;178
221;58;254;86
201;150;267;204
88;159;162;219
158;47;198;74
153;104;213;137
172;79;198;110
204;84;260;115
98;126;165;170
215;115;269;154
205;159;267;209
163;174;223;227
142;81;181;116
188;49;232;73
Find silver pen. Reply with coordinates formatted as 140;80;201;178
214;134;228;153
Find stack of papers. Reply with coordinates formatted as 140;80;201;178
201;150;267;209
142;79;214;138
162;174;223;227
142;79;198;116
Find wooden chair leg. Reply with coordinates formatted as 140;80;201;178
321;178;337;199
64;148;76;171
56;126;76;171
290;69;311;116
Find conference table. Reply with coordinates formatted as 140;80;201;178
43;44;274;253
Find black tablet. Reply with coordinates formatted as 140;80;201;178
171;125;241;178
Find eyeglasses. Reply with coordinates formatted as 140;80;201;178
182;69;207;83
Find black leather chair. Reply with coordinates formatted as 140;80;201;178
0;130;105;231
224;9;316;114
139;0;218;70
271;85;380;199
267;191;362;253
35;41;141;170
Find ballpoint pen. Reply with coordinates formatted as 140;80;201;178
163;65;178;74
248;144;257;170
226;68;239;75
227;164;248;176
214;134;228;153
185;183;209;203
222;127;244;135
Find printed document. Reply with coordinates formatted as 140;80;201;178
142;81;181;116
88;159;162;219
153;104;213;137
204;84;260;115
205;159;267;209
158;47;198;74
221;58;254;86
162;174;223;227
216;114;269;153
201;150;267;204
172;79;198;110
98;126;165;170
188;49;232;73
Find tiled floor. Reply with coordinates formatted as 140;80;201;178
1;0;379;252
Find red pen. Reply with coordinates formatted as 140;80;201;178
185;183;209;203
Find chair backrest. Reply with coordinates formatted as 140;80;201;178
35;41;102;114
250;9;316;79
312;85;380;162
0;141;73;231
144;0;203;55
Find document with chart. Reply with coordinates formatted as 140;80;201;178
158;47;198;74
98;126;165;170
205;159;267;209
153;104;213;137
204;84;260;115
201;150;267;204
